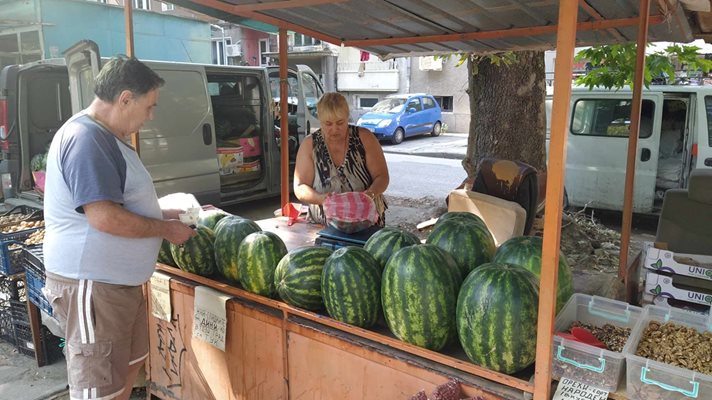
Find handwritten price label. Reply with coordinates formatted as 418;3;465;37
553;378;608;400
192;286;232;351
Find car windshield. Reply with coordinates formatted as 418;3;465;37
371;98;406;113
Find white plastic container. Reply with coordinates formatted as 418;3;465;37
625;305;712;399
552;293;643;392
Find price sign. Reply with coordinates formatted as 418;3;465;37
552;378;609;400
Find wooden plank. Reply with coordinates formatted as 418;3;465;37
287;321;523;399
25;298;45;367
255;217;321;250
147;280;285;399
534;1;578;399
279;28;289;211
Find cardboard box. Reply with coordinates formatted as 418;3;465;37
643;269;712;308
446;189;526;246
216;147;244;176
643;242;712;283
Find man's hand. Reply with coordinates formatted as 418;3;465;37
162;208;184;220
163;220;196;245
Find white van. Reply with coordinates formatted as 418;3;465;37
0;40;323;207
546;85;712;213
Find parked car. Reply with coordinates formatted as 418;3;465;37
356;94;442;144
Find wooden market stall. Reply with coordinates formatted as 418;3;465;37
117;1;709;399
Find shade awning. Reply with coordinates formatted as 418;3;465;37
171;0;705;59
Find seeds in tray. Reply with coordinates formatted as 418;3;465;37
24;229;45;246
1;220;44;234
569;321;631;352
635;320;712;375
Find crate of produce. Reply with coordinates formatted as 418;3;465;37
552;293;643;392
0;272;26;301
643;242;712;283
625;305;712;399
643;269;712;309
22;246;51;316
0;205;42;231
0;230;37;275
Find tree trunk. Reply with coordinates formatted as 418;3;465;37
463;51;547;183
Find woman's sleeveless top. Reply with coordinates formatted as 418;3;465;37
309;125;387;225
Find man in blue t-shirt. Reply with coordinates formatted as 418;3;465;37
42;56;195;400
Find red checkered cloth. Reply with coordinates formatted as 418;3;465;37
322;191;378;233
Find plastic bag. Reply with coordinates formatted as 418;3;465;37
322;191;378;233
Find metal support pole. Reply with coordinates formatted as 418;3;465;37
533;0;577;398
619;0;651;279
124;1;140;154
279;29;289;211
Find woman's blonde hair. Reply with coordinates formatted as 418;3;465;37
317;92;350;122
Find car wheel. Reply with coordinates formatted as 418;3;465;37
430;122;442;137
391;128;405;145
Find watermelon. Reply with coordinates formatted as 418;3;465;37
434;211;486;229
321;247;381;328
493;235;573;313
170;225;216;276
237;231;288;297
381;244;459;351
199;209;231;230
363;227;420;271
157;240;175;266
214;217;261;282
457;262;539;374
274;246;332;310
426;218;495;277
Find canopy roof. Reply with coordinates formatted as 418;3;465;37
172;0;709;58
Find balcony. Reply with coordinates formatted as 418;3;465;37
337;61;399;92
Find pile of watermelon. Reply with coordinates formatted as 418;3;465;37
158;208;574;377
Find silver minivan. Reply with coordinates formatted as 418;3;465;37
546;85;712;213
0;40;323;207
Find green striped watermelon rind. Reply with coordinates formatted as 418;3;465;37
274;246;333;310
492;235;573;313
381;244;459;351
169;225;217;277
198;209;232;230
157;239;175;266
321;246;382;328
434;211;486;230
214;217;262;283
426;218;496;277
237;231;288;297
456;262;539;374
363;227;420;271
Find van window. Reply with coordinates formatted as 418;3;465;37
705;96;712;146
571;99;655;138
302;73;321;118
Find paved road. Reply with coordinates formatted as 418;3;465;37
383;153;466;200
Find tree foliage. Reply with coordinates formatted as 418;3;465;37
574;43;712;89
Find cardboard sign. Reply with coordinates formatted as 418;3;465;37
552;378;609;400
192;286;232;351
150;271;172;322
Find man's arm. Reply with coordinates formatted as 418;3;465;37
83;201;194;244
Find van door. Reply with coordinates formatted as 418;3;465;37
64;40;101;113
295;65;324;136
564;92;663;212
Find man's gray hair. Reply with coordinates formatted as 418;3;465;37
93;56;165;103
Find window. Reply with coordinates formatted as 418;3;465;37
705;96;712;146
133;0;150;10
161;2;175;11
291;33;321;47
407;98;422;112
212;40;228;65
358;97;379;109
433;96;453;112
302;73;323;117
258;39;270;66
571;99;655;138
422;97;437;110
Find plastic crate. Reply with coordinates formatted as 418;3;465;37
0;272;26;301
11;320;63;364
552;293;643;392
625;305;712;399
0;205;42;230
0;228;39;275
23;248;51;316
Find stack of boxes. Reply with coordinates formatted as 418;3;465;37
641;242;712;315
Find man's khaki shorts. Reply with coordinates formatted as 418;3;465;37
44;272;149;400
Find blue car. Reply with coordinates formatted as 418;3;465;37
356;94;443;144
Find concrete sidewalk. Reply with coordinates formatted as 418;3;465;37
380;132;468;160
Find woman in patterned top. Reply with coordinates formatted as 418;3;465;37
294;92;389;225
